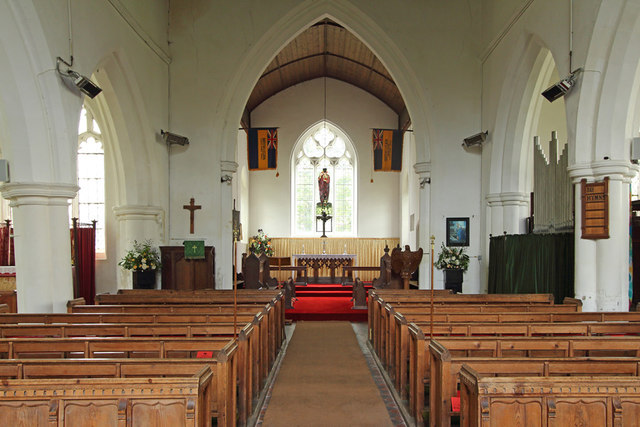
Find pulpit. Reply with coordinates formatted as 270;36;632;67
160;246;215;290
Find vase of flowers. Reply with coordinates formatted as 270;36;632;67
119;240;161;289
249;229;274;257
435;243;469;293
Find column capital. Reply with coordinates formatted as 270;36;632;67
486;192;528;207
113;205;164;224
413;161;431;178
220;160;238;174
0;182;78;207
568;160;639;184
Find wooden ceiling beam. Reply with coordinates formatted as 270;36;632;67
257;52;396;86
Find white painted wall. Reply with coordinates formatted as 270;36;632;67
248;78;399;238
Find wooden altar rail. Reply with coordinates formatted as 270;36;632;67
431;341;640;427
460;365;640;427
0;367;213;427
270;237;399;282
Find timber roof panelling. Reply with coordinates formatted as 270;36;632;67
245;19;408;128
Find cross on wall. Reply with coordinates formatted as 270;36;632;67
183;198;201;234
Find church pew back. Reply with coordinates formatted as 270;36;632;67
388;318;640;405
429;340;640;427
0;367;213;427
407;333;640;424
0;336;238;426
69;302;283;361
372;302;581;363
459;365;640;427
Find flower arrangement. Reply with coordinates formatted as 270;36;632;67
249;229;274;256
118;240;161;271
435;243;469;272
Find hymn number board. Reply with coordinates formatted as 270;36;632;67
581;177;609;239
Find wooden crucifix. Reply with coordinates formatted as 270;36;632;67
183;198;201;234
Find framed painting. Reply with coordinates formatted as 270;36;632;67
446;217;469;247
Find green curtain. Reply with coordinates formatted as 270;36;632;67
488;233;574;303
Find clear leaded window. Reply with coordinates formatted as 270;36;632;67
72;106;105;254
293;123;356;236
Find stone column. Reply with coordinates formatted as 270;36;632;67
113;205;164;289
569;161;638;312
0;182;78;313
219;161;238;290
414;162;431;289
500;192;529;234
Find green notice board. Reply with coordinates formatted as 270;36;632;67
184;240;205;259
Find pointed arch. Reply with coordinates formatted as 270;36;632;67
489;35;560;196
88;50;166;207
216;0;432;166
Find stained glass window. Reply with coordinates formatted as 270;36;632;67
293;122;356;236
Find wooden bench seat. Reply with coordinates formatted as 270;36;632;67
430;340;640;427
68;304;282;370
0;336;237;425
0;321;264;425
407;334;640;424
372;302;581;364
386;318;640;407
0;367;213;426
459;365;640;427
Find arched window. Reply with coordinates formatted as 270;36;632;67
292;122;356;236
72;105;105;255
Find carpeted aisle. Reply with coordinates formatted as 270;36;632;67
260;321;394;427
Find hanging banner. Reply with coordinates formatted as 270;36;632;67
248;128;278;170
372;129;403;171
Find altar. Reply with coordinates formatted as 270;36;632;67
293;254;356;283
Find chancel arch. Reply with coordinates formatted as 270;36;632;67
212;2;435;285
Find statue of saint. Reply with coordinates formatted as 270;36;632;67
318;168;330;203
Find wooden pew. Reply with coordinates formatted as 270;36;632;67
0;321;262;426
430;340;640;427
0;367;213;426
459;365;640;427
0;336;237;426
407;334;640;425
0;290;16;312
69;303;281;370
372;301;581;367
387;317;640;408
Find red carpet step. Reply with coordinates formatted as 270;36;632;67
285;283;372;322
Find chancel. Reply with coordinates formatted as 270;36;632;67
2;1;640;425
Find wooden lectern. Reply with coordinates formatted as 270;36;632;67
160;246;215;290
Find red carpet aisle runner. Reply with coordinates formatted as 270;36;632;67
285;283;372;322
